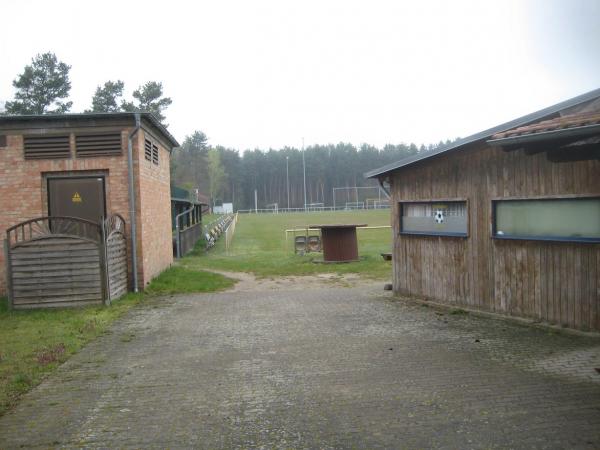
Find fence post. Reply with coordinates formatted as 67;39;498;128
99;218;110;306
176;214;181;259
4;239;13;310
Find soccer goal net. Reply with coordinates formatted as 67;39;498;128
333;186;388;210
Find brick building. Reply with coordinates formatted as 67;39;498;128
0;113;179;299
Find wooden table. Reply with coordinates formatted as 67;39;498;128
309;224;366;262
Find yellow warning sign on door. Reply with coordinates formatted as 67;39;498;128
72;192;82;203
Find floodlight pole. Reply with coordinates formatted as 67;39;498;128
333;187;336;210
302;137;307;212
286;156;290;210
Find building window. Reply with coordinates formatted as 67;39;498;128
0;135;6;147
400;201;468;237
493;198;600;243
144;138;159;165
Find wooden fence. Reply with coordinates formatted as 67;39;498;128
4;215;128;309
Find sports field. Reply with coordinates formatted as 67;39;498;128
185;209;393;279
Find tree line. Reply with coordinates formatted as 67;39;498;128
171;133;454;210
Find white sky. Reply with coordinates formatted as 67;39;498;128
1;0;599;150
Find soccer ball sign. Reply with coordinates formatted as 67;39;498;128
434;210;445;224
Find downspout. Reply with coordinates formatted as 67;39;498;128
127;114;141;292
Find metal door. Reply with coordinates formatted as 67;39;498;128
48;177;106;223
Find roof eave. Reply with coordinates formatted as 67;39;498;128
0;112;180;149
487;123;600;146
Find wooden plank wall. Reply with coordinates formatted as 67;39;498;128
9;237;103;308
391;142;600;331
106;233;128;301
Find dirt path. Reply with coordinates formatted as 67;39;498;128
205;268;384;292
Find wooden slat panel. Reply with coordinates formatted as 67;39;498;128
13;300;101;309
13;281;101;291
13;297;102;306
13;293;102;303
10;275;101;285
14;241;98;251
13;287;102;299
12;262;101;272
11;249;100;259
11;255;100;266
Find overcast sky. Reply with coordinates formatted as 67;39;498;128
1;0;599;150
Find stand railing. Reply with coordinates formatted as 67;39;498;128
175;205;203;258
224;213;238;253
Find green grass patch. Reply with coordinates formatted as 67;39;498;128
144;266;235;295
185;209;393;280
0;267;233;416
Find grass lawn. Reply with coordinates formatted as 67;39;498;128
186;209;394;279
0;267;233;416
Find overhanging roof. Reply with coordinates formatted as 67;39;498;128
365;87;600;179
487;111;600;146
171;197;207;206
0;112;179;148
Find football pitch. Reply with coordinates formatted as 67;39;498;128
185;209;393;279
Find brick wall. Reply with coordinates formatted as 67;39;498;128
136;129;173;287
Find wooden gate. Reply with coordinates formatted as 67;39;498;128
102;214;128;303
4;215;129;309
5;217;105;308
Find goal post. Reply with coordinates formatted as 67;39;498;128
265;203;279;214
333;186;388;210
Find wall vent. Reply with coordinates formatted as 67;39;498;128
76;132;122;157
23;135;70;159
152;143;159;165
144;138;152;161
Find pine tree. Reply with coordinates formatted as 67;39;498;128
87;80;125;112
5;52;72;114
122;81;172;124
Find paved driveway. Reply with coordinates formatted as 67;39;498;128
1;284;600;449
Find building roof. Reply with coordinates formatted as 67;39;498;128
487;111;600;146
364;87;600;179
0;112;179;148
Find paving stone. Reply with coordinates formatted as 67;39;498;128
1;286;599;449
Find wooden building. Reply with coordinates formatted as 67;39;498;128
366;89;600;332
0;113;179;308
